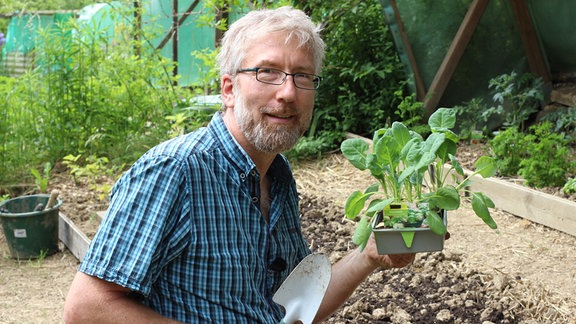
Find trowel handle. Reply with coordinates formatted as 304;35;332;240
44;189;60;210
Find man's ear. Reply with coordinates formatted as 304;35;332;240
221;74;235;108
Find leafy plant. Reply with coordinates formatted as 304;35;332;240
0;6;196;187
341;108;497;250
30;162;52;193
165;102;217;139
452;97;488;139
541;106;576;141
483;71;544;131
190;48;221;95
488;126;525;176
488;122;575;188
517;122;574;188
394;91;428;136
29;249;48;267
63;154;124;201
286;109;344;162
285;131;344;162
563;178;576;195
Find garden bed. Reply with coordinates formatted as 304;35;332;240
2;151;575;323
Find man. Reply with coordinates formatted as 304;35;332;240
64;6;413;323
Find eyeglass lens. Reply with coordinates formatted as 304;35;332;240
257;69;319;89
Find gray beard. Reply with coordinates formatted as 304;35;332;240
234;94;307;154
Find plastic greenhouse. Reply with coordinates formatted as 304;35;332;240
380;0;576;116
1;1;247;86
1;11;75;77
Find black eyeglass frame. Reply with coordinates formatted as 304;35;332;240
236;67;322;90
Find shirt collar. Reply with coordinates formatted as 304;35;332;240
208;112;292;183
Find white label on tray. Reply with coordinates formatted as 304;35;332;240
14;229;27;238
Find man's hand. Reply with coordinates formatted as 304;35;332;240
362;235;415;269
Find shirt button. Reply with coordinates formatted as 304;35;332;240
250;170;257;177
252;196;259;203
240;173;246;179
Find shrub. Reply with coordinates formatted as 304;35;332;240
541;106;576;141
298;0;407;138
483;71;544;131
488;126;526;177
452;97;488;138
518;122;574;188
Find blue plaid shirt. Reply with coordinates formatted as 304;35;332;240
79;112;311;323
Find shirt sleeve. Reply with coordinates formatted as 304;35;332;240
78;153;192;296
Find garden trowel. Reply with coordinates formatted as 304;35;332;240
273;253;331;324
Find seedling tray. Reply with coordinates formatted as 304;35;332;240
372;210;447;255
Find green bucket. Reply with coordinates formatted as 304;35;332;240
0;194;62;259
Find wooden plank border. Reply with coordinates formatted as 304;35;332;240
437;163;576;237
59;212;90;261
458;167;576;237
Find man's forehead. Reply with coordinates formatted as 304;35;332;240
242;34;314;70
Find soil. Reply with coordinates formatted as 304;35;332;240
1;148;576;323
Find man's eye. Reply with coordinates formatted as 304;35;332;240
258;69;281;80
295;74;314;80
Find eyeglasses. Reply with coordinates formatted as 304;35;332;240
236;67;321;90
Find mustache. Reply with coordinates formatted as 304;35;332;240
260;106;297;116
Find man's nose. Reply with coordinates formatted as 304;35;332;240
276;75;297;102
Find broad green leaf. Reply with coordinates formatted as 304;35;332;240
398;165;416;184
366;154;384;177
426;210;447;236
474;156;498;178
373;127;389;143
415;151;436;172
365;183;380;193
344;190;372;219
471;192;497;229
409;170;424;187
428;107;456;130
400;137;421;164
366;197;394;214
391;121;411;146
478;192;495;208
423;185;460;210
423;132;446;157
436;140;458;163
443;129;459;143
374;136;399;169
344;183;379;219
352;216;373;251
341;138;369;170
